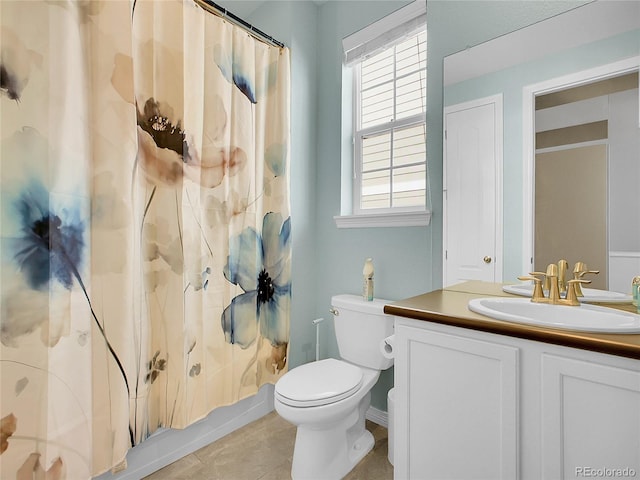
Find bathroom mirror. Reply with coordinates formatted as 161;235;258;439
443;1;640;292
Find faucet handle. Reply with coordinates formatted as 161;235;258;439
565;279;591;305
527;271;549;290
518;275;542;282
519;273;545;283
572;274;593;297
518;275;545;301
575;269;600;279
573;262;599;276
572;263;599;297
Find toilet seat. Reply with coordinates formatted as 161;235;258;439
275;358;363;407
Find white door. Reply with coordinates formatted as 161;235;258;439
443;95;502;287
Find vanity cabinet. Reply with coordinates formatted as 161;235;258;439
541;354;640;479
393;317;640;480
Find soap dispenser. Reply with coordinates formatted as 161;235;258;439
363;258;374;301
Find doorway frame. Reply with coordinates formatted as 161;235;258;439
521;56;640;276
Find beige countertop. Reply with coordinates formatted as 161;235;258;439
384;281;640;360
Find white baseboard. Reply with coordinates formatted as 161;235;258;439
94;384;275;480
94;385;387;480
366;405;388;428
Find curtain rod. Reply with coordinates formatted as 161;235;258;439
194;0;285;48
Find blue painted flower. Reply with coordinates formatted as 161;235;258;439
2;166;133;442
222;213;291;349
213;44;257;104
264;143;287;177
12;179;85;291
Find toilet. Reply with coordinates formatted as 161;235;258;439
274;294;394;480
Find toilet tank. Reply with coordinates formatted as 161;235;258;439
331;294;394;370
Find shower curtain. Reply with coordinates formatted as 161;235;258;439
0;0;291;478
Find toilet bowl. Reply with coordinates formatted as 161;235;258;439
274;295;394;480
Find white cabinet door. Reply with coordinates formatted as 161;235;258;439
395;323;519;480
443;95;502;287
541;354;640;480
394;316;640;480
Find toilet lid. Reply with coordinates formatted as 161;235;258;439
275;358;363;407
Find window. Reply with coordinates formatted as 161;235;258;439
337;1;428;228
355;29;426;213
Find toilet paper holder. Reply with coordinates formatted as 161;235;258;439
381;334;395;359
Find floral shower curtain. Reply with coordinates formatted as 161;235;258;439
0;0;291;478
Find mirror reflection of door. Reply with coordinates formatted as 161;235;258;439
534;72;639;291
444;95;502;287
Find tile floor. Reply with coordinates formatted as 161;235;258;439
143;411;393;480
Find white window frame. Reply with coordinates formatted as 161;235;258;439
352;58;426;215
335;1;429;228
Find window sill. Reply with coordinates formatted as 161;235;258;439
334;210;431;228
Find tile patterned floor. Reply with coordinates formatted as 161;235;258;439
143;411;393;480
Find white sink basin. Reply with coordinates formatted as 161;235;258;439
502;283;632;304
468;297;640;333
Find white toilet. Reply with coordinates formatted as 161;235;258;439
274;294;394;480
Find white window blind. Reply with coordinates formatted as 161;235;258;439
353;26;427;214
343;0;426;66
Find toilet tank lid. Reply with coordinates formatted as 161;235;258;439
331;294;393;314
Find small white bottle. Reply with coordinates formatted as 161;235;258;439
363;258;374;301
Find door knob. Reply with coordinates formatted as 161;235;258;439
483;256;492;264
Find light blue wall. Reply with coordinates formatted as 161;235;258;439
314;0;429;409
241;0;596;412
